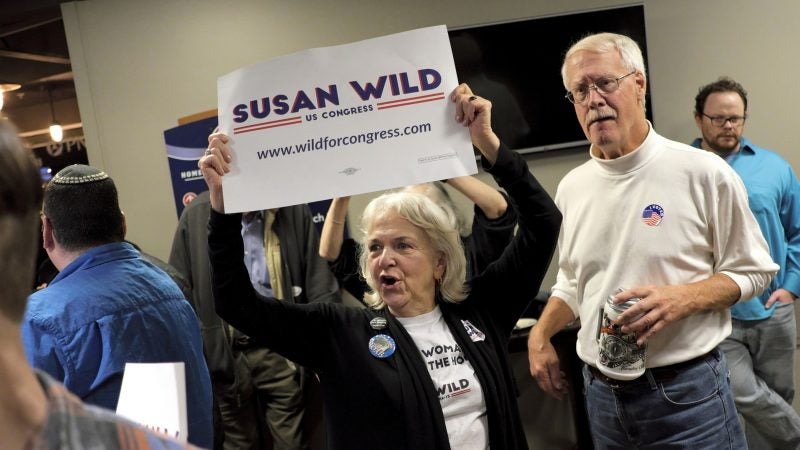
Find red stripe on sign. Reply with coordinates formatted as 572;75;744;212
377;94;445;110
377;91;445;107
233;116;303;133
233;118;302;135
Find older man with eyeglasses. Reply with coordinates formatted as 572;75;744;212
692;76;800;450
528;33;778;448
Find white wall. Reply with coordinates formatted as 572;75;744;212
62;0;799;294
646;0;800;163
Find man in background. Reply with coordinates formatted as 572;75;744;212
0;119;199;449
22;162;213;448
692;76;800;448
170;190;340;449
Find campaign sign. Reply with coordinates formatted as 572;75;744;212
116;362;188;443
217;25;477;213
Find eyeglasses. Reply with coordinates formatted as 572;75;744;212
565;71;636;104
701;113;747;127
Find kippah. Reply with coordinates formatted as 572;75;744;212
51;164;109;185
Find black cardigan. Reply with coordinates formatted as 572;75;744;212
208;144;561;449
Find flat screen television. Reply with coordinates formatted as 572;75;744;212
449;5;651;154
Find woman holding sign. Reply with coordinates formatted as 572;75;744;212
199;84;560;450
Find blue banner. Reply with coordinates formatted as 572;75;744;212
164;116;219;218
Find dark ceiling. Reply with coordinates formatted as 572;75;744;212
0;0;80;146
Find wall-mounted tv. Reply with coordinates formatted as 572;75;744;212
449;5;651;154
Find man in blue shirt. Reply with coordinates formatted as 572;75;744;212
693;77;800;449
0;119;202;450
22;164;213;448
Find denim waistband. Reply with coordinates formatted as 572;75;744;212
588;348;718;389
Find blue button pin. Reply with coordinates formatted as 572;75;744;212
368;334;396;358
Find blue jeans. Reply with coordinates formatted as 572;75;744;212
583;349;746;449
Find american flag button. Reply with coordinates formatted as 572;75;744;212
641;204;664;227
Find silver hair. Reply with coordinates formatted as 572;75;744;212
561;32;647;89
358;190;468;309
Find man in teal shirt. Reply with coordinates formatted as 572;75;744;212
693;77;800;449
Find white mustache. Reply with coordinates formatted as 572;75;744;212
586;109;617;126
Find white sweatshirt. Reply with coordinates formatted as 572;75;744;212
552;125;778;368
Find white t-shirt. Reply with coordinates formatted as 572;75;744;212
397;306;488;449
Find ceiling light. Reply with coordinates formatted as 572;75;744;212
48;88;63;143
49;123;63;142
0;83;21;112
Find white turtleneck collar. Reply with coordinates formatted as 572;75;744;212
590;121;663;176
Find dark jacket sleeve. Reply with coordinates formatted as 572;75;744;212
329;238;368;302
466;190;518;279
169;193;237;381
469;144;561;332
168;214;194;307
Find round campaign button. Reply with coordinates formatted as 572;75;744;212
368;334;396;359
369;317;387;330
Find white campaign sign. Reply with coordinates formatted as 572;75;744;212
217;25;476;213
115;362;188;443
